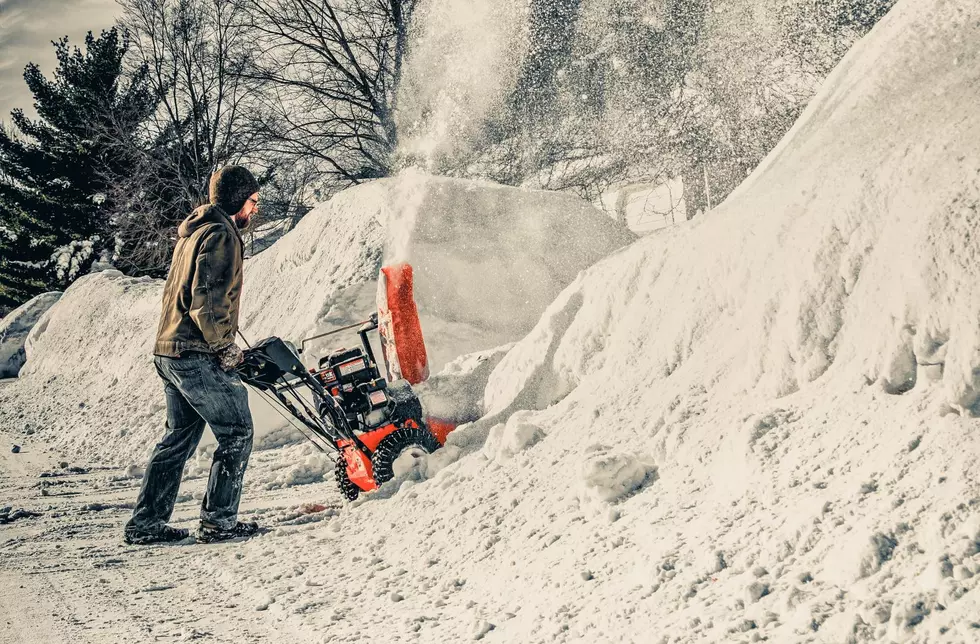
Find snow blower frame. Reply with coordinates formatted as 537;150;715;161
237;315;441;500
236;264;450;500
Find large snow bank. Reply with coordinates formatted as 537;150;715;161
0;292;61;378
162;2;980;642
487;0;980;416
429;0;980;638
1;173;631;462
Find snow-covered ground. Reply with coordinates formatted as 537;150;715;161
2;1;980;643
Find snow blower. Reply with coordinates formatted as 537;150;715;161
236;264;453;501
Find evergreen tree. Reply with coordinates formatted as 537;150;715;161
0;28;156;309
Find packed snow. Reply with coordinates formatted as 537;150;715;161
0;292;60;378
1;1;979;643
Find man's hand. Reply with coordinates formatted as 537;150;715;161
216;343;244;372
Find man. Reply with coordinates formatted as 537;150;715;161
124;165;260;545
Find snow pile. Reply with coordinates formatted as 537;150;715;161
245;170;634;368
0;172;631;462
0;292;61;378
486;0;980;416
12;272;167;456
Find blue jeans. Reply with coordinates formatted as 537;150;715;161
127;352;253;532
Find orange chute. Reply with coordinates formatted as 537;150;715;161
377;263;429;385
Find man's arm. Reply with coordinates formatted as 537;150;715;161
188;229;240;351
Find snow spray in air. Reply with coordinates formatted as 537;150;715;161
394;0;529;170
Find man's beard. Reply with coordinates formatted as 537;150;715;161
233;212;250;230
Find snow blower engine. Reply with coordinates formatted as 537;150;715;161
235;264;451;501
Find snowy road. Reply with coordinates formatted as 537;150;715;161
0;422;335;644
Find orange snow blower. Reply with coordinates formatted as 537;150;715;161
236;264;454;500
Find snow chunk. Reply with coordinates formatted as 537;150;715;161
482;410;546;463
824;528;898;585
745;580;771;604
579;445;658;503
471;619;495;640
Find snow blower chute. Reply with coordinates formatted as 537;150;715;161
236;264;453;500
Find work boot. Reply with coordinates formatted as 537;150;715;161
197;520;260;543
124;524;190;545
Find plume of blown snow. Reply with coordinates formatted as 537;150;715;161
395;0;529;169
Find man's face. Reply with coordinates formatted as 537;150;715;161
234;192;259;230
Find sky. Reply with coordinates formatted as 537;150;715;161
0;0;120;122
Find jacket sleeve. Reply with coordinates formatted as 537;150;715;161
188;229;240;351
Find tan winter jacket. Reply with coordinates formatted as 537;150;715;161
154;204;244;357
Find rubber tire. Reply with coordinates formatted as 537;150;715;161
371;426;440;487
335;455;360;501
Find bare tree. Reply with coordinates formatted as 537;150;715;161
441;0;897;223
239;0;414;189
240;158;319;256
106;0;267;273
118;0;260;195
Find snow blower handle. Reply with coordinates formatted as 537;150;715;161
299;316;376;354
357;313;380;365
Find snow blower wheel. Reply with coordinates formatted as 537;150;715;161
371;427;441;487
335;456;360;502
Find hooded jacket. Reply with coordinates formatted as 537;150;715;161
154;204;244;357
